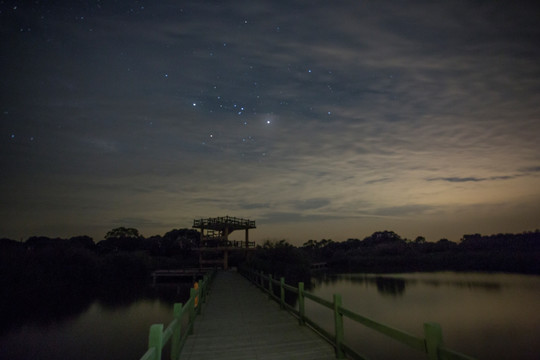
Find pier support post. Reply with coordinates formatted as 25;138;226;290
202;275;208;304
171;303;183;360
280;277;285;309
268;274;273;299
189;288;196;335
298;282;305;325
424;322;443;360
333;294;345;359
223;250;229;270
148;324;163;360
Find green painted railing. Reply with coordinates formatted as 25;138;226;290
138;270;215;360
241;268;477;360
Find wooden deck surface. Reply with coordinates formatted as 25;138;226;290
179;270;337;360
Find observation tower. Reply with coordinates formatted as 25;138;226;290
192;216;256;269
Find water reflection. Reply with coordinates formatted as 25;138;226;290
1;281;192;336
375;276;406;296
306;272;540;360
310;272;501;297
1;279;196;360
418;278;500;291
1;286;94;335
310;273;405;296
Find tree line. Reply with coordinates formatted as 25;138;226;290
0;227;201;304
2;226;537;334
0;227;206;335
245;230;540;281
2;227;539;296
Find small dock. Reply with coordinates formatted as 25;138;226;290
178;270;336;360
151;269;210;285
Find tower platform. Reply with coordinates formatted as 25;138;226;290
192;216;256;269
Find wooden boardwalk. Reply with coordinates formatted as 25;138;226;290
179;270;337;360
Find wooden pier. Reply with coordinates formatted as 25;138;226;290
151;269;212;285
178;270;336;360
139;269;477;360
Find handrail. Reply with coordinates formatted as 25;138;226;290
138;270;216;360
240;268;477;360
339;306;426;352
193;216;256;229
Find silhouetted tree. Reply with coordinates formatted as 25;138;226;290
248;240;311;282
98;227;143;252
433;238;457;252
0;237;22;249
301;238;337;261
363;230;403;246
69;235;95;250
105;227;141;239
414;236;426;244
148;228;200;257
25;236;66;249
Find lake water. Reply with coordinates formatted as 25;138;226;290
306;272;540;359
0;283;191;360
1;272;539;359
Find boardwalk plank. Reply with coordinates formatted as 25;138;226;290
179;270;336;360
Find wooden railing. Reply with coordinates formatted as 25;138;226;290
241;268;477;360
193;216;256;229
138;270;215;360
199;239;256;248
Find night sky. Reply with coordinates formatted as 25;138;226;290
2;1;539;244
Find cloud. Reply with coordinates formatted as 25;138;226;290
370;204;438;217
365;177;392;185
83;137;118;153
427;175;517;183
520;166;540;174
239;203;271;210
108;217;173;230
258;211;342;224
292;198;331;211
2;1;539;242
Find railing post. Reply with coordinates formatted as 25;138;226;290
260;271;264;288
189;288;196;335
268;274;273;298
148;324;163;360
171;303;183;360
298;282;305;325
280;277;285;309
201;275;208;304
205;274;210;301
196;285;202;315
424;322;443;360
333;294;345;359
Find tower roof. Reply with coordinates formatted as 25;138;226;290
193;216;256;233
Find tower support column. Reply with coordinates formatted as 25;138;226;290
223;250;229;270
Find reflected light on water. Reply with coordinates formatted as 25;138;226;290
0;283;192;360
307;272;540;360
0;300;174;360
